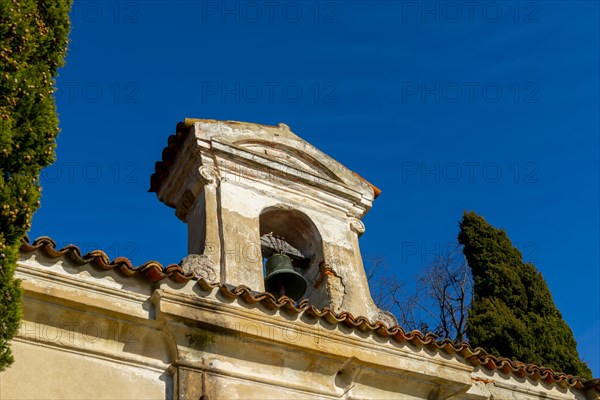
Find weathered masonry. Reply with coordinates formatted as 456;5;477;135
1;119;598;399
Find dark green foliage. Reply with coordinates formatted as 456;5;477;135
459;211;592;379
0;0;71;370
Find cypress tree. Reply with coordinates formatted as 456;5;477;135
0;0;71;370
458;211;592;379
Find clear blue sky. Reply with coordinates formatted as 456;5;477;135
29;1;598;375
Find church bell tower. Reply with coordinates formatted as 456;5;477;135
150;119;392;325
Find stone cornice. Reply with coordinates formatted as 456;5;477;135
150;120;376;220
17;237;599;396
154;288;474;399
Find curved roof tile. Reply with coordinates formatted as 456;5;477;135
19;236;598;392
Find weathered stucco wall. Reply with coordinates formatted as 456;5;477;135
0;247;596;400
0;252;172;400
2;341;167;399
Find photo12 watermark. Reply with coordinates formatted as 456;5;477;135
41;161;141;185
198;1;340;24
399;1;540;24
200;81;339;104
70;1;141;24
19;321;140;346
54;82;140;104
400;81;539;104
55;241;141;264
399;241;539;264
400;161;540;184
201;240;343;264
186;319;339;349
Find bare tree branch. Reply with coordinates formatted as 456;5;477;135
366;245;473;343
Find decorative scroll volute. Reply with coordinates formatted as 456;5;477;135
348;218;365;236
199;165;220;186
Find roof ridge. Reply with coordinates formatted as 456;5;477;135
18;236;598;391
20;236;191;283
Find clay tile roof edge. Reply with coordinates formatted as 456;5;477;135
18;236;597;391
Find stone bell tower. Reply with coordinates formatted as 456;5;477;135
150;119;392;324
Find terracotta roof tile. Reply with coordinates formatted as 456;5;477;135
19;236;598;392
149;121;190;193
20;236;191;283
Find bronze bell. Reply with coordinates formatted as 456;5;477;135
265;253;307;301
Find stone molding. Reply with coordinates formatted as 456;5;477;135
6;257;595;400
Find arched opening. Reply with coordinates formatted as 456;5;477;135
259;207;324;302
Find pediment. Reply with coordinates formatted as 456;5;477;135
233;139;343;183
177;119;378;203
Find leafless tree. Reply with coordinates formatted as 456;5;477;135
367;246;473;343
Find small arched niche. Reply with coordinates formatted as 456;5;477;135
259;207;326;304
